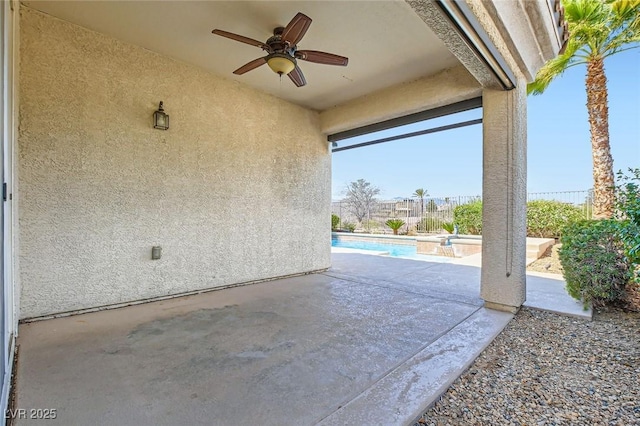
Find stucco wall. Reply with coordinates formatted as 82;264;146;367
18;7;330;319
320;66;481;135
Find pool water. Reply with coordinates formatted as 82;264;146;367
331;238;417;256
331;238;451;263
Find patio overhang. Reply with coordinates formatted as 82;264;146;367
319;0;564;135
21;0;563;118
22;0;464;112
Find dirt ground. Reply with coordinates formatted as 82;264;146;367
527;244;563;274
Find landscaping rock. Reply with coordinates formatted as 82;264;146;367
415;308;640;426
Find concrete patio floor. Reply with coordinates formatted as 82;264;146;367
14;253;585;425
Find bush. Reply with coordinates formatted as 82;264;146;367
453;201;483;235
442;222;455;234
342;222;356;232
361;219;380;231
385;218;406;235
417;216;444;233
452;199;585;237
527;200;584;238
559;220;632;309
615;168;640;285
331;214;340;231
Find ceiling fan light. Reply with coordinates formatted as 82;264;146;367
267;55;295;75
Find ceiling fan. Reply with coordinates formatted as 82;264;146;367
212;12;348;87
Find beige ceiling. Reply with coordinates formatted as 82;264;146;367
24;0;460;111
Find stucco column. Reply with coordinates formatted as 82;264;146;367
481;82;527;313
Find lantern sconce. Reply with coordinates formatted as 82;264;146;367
153;101;169;130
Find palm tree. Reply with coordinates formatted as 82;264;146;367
528;0;640;219
412;188;428;218
385;219;406;235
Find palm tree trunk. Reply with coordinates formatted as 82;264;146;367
586;57;615;219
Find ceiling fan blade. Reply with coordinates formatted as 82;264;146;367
212;29;268;50
288;65;307;87
233;57;267;75
296;50;348;66
281;12;312;46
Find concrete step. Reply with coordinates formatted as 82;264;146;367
318;308;514;425
526;238;555;259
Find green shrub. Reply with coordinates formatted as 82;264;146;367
527;200;584;238
331;214;340;231
615;168;640;285
342;222;356;232
453;201;483;235
442;222;455;234
361;219;380;231
452;199;585;237
385;218;406;235
417;216;444;232
559;220;632;309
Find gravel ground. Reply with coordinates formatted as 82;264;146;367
415;308;640;426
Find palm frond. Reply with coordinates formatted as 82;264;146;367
603;43;640;58
606;0;640;51
528;40;584;95
611;0;640;25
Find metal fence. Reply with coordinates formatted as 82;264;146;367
331;190;593;234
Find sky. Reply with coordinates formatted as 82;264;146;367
331;48;640;201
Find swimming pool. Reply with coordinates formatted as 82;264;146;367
331;237;451;262
331;238;416;256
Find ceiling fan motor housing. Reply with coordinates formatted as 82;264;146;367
266;30;297;56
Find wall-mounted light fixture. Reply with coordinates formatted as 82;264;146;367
153;101;169;130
